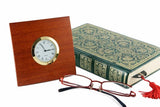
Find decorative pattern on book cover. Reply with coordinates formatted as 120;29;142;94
72;23;160;85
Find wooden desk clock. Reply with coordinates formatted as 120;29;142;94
10;16;76;86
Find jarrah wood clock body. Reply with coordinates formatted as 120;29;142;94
10;16;76;86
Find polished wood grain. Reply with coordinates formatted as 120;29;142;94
10;16;76;86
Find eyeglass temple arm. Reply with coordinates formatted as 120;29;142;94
58;87;126;107
58;87;77;92
101;90;126;107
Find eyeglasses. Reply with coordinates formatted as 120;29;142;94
59;74;136;107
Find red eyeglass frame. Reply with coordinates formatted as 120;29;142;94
59;74;136;97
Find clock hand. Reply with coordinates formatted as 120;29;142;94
45;49;54;52
40;44;46;51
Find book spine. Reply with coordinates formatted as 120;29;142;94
74;48;128;84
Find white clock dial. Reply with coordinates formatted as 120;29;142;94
32;36;59;65
34;39;56;62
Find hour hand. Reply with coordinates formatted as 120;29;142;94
45;48;54;52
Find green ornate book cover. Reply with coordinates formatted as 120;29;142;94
72;23;160;86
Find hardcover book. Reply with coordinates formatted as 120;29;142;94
72;23;160;86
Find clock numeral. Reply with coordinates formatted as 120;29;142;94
43;41;45;44
36;51;39;54
38;55;40;58
47;41;50;44
50;44;53;47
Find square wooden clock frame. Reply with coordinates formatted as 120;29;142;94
10;16;76;86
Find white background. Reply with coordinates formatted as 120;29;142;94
1;0;160;107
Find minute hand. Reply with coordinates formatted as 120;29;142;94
40;44;46;51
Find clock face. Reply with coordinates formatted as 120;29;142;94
32;36;59;65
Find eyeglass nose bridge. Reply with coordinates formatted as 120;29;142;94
89;80;103;91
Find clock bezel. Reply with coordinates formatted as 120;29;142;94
32;36;59;65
